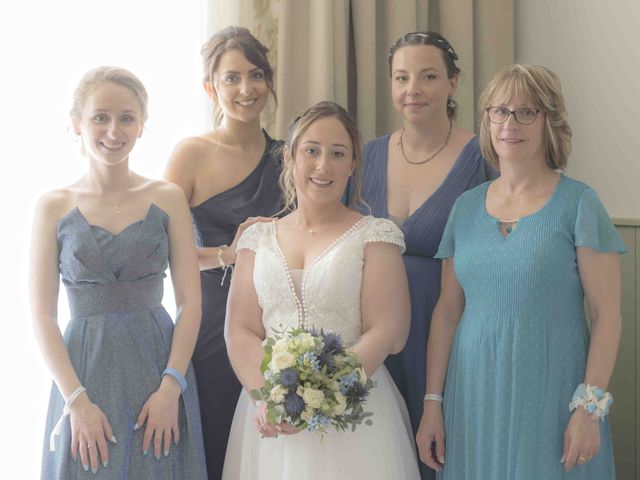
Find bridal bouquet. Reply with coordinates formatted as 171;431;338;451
251;327;376;435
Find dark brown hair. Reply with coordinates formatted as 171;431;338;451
388;31;461;118
201;26;276;125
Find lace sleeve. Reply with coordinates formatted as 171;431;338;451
363;217;406;254
237;222;269;253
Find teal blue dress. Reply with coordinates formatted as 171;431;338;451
435;175;625;480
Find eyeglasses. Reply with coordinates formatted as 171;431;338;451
486;106;540;125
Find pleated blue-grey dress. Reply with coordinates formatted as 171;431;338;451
41;204;206;479
435;175;624;479
353;135;495;480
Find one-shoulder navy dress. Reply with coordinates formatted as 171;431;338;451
190;132;282;479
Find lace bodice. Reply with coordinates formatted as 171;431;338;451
237;216;405;346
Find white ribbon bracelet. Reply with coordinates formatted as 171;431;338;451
49;386;86;452
423;393;444;403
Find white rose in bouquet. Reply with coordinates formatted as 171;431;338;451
270;351;296;373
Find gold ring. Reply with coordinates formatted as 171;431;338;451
577;456;587;463
87;443;94;449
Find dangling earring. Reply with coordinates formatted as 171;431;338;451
447;96;457;110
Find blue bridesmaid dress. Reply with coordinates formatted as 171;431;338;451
435;175;624;479
354;135;495;479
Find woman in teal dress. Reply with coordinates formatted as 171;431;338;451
416;64;624;479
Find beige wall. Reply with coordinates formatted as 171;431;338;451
515;0;640;219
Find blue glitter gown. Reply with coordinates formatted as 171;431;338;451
41;204;206;479
435;175;624;479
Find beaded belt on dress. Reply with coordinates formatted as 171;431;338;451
64;274;164;318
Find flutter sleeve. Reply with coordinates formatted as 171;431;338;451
237;222;269;253
575;187;626;254
363;218;406;254
434;199;458;259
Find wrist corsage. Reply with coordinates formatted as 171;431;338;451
569;383;613;420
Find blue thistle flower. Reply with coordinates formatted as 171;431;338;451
322;332;344;354
317;352;336;372
283;392;305;417
279;368;299;389
338;372;358;395
300;352;321;371
349;382;370;402
307;414;331;433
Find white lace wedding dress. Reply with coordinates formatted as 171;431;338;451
222;216;421;480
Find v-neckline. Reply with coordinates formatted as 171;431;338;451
383;135;475;229
270;216;369;328
74;203;159;280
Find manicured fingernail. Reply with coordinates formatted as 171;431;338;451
111;435;117;443
83;463;89;472
91;466;98;474
155;453;161;460
439;456;445;463
143;448;148;456
560;456;565;463
133;423;140;430
102;460;108;468
164;449;169;457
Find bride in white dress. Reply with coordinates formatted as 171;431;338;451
222;101;421;479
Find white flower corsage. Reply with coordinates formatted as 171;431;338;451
569;383;613;421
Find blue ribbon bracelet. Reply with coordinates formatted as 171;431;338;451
162;368;187;393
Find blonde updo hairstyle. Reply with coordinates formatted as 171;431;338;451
201;26;276;127
70;66;149;124
279;101;364;214
478;64;572;170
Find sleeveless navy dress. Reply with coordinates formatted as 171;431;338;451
190;133;282;479
354;135;495;480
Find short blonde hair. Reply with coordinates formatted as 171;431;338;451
70;66;148;123
478;64;572;170
279;101;364;214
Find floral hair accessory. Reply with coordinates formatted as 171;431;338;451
569;383;613;420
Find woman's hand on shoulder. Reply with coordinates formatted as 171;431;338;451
228;216;273;264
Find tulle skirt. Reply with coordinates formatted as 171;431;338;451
222;365;421;479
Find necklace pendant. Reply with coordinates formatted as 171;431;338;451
505;226;513;234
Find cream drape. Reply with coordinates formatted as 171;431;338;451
206;0;513;141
